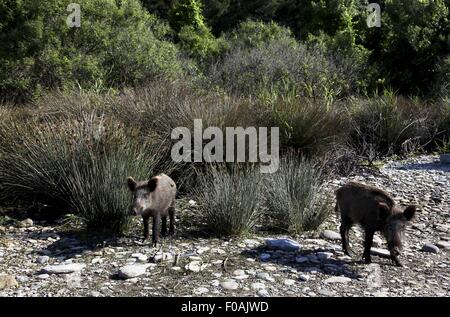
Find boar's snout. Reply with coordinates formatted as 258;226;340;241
129;206;143;216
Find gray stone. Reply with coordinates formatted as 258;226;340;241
299;274;310;282
421;244;440;254
372;236;383;247
316;252;333;260
265;238;301;252
259;253;271;261
321;230;341;241
36;256;49;264
295;256;309;263
153;252;172;263
319;289;335;296
42;263;86;274
257;289;269;297
439;153;450;164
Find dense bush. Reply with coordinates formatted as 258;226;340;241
208;38;359;99
0;0;182;102
194;165;263;236
264;154;331;233
0;113;172;232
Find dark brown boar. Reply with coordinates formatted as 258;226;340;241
335;182;416;266
127;173;176;247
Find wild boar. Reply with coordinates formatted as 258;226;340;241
335;182;416;266
127;173;176;247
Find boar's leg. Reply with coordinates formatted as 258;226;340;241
340;217;352;256
363;229;374;264
389;250;403;267
152;214;161;247
168;206;176;236
142;216;150;241
161;216;167;237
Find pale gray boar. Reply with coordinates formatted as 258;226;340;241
127;173;176;247
335;182;416;266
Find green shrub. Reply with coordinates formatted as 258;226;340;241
264;154;331;234
0;0;182;102
208;38;359;100
194;165;262;236
0;113;171;233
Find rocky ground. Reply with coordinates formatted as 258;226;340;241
0;155;449;297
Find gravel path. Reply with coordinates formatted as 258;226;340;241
0;155;448;297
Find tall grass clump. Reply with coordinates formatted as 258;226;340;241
264;155;331;234
264;97;345;156
346;92;437;164
194;165;262;236
0;113;170;233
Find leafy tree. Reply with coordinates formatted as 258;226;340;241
0;0;182;102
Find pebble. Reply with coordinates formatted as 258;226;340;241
194;287;209;295
20;218;34;228
256;272;274;282
321;230;341;241
299;274;310;282
257;289;269;297
220;279;239;290
319;289;335;296
316;252;333;260
35;256;50;264
153;252;172;263
37;274;50;279
421;244;440;254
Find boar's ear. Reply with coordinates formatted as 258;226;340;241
127;177;136;191
147;178;158;192
403;205;416;221
378;202;390;212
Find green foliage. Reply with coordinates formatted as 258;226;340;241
0;0;182;102
169;0;206;32
362;0;449;96
265;154;331;234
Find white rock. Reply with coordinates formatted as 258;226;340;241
372;236;383;247
257;289;269;297
37;274;50;279
251;282;266;290
220;279;239;290
324;276;352;284
188;200;196;206
299;274;310;282
284;279;296;286
321;230;341;241
117;264;151;279
196;247;210;254
186;261;202;272
153;252;172;263
194;287;209;295
42;263;86;274
370;248;391;258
